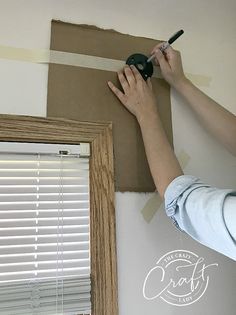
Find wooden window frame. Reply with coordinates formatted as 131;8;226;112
0;114;118;315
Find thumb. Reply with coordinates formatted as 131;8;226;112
154;49;170;73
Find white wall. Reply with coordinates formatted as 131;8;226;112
0;1;235;314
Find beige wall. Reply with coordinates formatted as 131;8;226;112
0;1;235;314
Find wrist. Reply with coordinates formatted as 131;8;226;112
173;77;192;93
137;108;160;127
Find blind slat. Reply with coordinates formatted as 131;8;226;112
0;242;89;255
0;209;89;219
0;185;89;194
0;268;90;282
0;225;89;237
0;251;89;264
0;259;90;273
0;201;89;210
0;178;89;185
0;217;89;228
0;233;89;245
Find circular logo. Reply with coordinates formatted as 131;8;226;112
143;250;218;306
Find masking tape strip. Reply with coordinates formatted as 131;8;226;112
0;45;162;78
141;150;191;223
0;45;211;86
141;193;164;223
49;50;135;74
0;45;50;63
185;72;211;87
177;150;191;169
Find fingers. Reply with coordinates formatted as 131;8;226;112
153;48;171;73
147;78;152;90
130;65;143;82
150;43;176;66
151;42;174;55
108;65;149;106
151;42;165;55
124;66;136;86
130;65;152;89
118;66;136;91
118;70;129;93
107;81;126;104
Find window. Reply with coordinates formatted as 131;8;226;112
0;142;91;314
0;115;118;315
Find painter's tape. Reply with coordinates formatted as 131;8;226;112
50;50;130;74
0;45;49;63
177;150;191;169
141;193;163;223
186;72;211;87
141;150;190;223
0;45;211;86
0;45;161;78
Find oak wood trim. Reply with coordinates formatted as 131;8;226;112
0;114;118;315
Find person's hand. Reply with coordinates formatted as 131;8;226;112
151;43;188;89
107;65;158;123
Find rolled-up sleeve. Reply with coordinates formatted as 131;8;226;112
164;175;236;261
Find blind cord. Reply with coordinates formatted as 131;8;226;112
56;154;65;314
60;154;64;314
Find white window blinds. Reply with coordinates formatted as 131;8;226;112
0;143;91;315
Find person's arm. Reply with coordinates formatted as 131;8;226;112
152;44;236;156
107;63;236;260
164;175;236;260
107;65;183;199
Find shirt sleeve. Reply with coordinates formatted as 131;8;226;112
164;175;236;261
